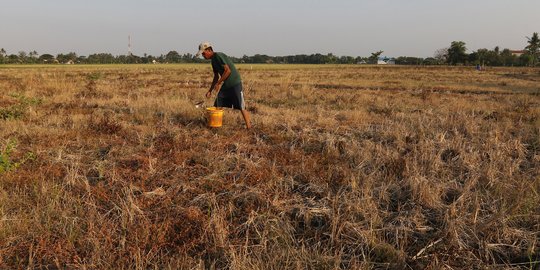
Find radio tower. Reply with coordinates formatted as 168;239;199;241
128;35;132;56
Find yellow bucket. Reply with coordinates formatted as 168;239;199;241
206;107;224;128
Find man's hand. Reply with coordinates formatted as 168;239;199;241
213;82;222;93
207;83;221;98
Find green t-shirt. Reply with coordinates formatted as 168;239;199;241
211;52;241;89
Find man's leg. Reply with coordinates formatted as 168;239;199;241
231;85;251;129
240;109;251;129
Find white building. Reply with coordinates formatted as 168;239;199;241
377;56;396;65
509;50;527;57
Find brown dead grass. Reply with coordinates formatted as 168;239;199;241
0;64;539;269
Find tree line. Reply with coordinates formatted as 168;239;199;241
1;32;538;66
445;32;539;67
0;50;375;65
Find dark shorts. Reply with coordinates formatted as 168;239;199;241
214;83;245;110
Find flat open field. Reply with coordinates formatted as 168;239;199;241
1;64;539;269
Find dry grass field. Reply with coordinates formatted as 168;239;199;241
0;64;539;269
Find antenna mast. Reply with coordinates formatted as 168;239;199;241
128;35;132;56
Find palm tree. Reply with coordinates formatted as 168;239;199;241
29;50;38;64
0;48;6;64
369;50;384;64
447;41;467;65
525;32;539;66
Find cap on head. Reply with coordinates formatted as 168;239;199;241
196;42;212;57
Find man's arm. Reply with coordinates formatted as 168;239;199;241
207;64;231;97
210;71;219;91
217;64;231;84
207;72;220;98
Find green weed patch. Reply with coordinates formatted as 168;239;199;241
0;139;35;173
0;93;42;120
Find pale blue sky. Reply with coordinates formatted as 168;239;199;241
1;0;539;58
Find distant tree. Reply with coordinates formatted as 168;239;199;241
128;54;140;64
471;47;520;67
478;48;490;66
251;54;272;63
8;54;19;64
182;53;196;63
157;54;165;63
368;50;384;64
395;56;424;65
38;54;55;64
447;41;468;65
326;53;337;64
77;55;87;64
141;53;148;63
28;51;38;64
311;53;326;64
525;32;539;66
354;56;367;64
116;54;140;64
87;53;115;64
116;55;128;64
519;54;533;66
500;49;518;66
18;51;28;63
165;51;181;63
338;56;355;64
140;53;152;64
434;48;448;64
473;48;489;66
57;52;77;64
468;51;478;65
423;57;439;65
487;47;503;66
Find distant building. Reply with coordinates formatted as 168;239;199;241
510;50;527;57
377;56;395;65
